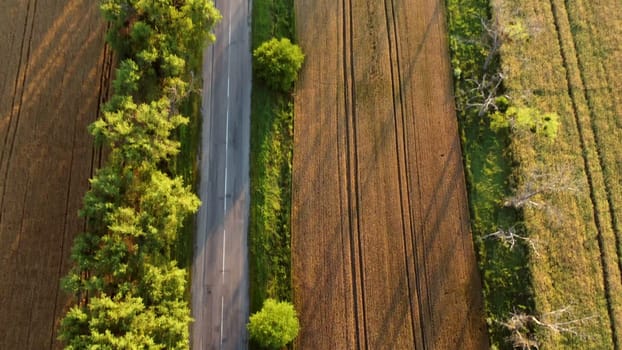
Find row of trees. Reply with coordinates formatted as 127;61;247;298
58;1;221;348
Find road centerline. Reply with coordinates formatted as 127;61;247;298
220;2;233;345
192;0;251;346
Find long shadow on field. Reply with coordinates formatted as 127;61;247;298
293;0;486;347
0;1;107;349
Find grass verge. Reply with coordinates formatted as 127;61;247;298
445;0;535;347
249;0;295;314
171;54;203;298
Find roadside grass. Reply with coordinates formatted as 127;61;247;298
445;0;535;347
170;53;203;299
249;0;295;315
491;0;620;347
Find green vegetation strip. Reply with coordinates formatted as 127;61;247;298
58;1;220;348
445;0;535;348
172;70;202;278
249;0;295;313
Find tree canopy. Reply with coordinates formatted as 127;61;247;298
253;38;304;92
247;299;300;349
58;0;219;348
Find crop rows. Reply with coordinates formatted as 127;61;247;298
0;1;108;348
493;0;622;347
292;0;487;348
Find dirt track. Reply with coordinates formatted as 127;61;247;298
292;0;488;348
0;1;110;348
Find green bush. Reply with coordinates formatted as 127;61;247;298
491;106;560;139
247;299;300;349
253;38;304;92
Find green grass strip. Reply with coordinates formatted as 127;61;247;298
445;0;535;347
249;0;296;315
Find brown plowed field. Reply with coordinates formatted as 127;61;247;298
0;1;111;348
292;0;488;348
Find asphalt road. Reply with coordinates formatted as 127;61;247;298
191;0;252;349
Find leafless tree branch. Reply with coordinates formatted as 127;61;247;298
483;226;539;256
504;165;580;211
465;71;507;117
502;307;596;349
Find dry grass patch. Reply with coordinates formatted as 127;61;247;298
492;0;622;347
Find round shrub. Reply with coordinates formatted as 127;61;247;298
253;38;304;92
247;299;300;349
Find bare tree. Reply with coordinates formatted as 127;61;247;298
481;17;505;71
483;226;539;256
504;165;580;210
482;15;539;70
165;71;202;115
463;16;539;118
466;71;507;117
502;307;596;349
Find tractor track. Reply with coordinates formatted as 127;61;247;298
89;22;113;184
548;0;620;347
382;0;424;347
0;0;36;226
341;0;366;347
561;0;622;296
293;0;487;348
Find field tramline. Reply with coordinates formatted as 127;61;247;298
493;0;622;347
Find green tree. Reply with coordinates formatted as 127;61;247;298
253;38;304;92
135;170;200;253
90;97;188;165
113;59;141;96
80;165;126;228
59;293;190;350
247;299;300;349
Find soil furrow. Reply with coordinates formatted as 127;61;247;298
8;0;37;174
4;4;39;340
341;0;363;347
292;0;486;347
348;0;370;347
382;0;419;346
0;0;31;224
390;3;429;347
49;80;79;349
548;1;620;347
398;4;434;345
89;25;111;184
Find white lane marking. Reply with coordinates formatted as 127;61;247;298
220;5;233;349
222;0;233;279
227;9;231;98
222;229;226;283
220;296;225;347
